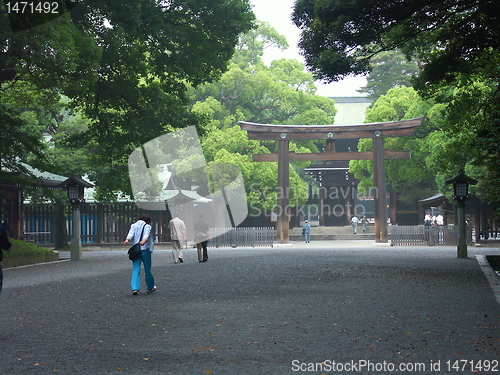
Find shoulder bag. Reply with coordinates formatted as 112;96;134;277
128;224;146;261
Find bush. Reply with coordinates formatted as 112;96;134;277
3;239;55;258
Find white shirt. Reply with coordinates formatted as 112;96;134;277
126;220;154;252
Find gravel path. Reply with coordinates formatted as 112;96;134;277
1;242;498;374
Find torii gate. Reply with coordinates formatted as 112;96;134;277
239;117;423;243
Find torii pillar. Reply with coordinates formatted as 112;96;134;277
276;139;290;243
239;118;423;244
373;134;388;242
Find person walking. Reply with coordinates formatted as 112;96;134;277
0;222;12;295
194;212;210;263
302;220;311;243
361;215;369;232
123;214;156;295
168;212;186;264
350;215;359;234
424;213;433;243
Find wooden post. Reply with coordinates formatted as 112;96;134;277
457;201;467;258
326;139;335;152
277;139;290;243
70;205;83;260
373;136;388;243
319;186;325;226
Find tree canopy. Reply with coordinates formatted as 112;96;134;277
357;50;420;101
292;0;499;85
293;0;500;213
190;23;338;211
1;0;255;199
350;86;436;204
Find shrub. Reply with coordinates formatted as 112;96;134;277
3;239;55;258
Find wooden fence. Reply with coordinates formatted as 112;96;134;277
390;225;473;246
24;202;171;246
209;227;275;248
23;203;275;247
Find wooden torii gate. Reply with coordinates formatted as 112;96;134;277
239;117;423;243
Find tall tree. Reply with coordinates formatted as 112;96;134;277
350;86;436;204
1;0;255;199
358;50;420;101
189;24;336;211
292;0;499;84
189;23;335;126
293;0;500;213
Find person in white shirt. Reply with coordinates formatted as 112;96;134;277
123;214;156;295
168;213;186;264
436;214;444;226
350;216;359;234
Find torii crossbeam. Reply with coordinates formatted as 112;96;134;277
239;118;423;244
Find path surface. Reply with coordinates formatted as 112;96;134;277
1;242;499;374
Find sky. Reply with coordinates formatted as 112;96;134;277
250;0;367;97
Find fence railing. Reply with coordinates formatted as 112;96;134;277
390;225;473;246
24;202;171;246
23;203;275;248
209;227;275;248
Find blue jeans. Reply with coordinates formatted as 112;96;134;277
305;233;310;243
131;249;155;291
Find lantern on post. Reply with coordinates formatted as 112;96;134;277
58;176;93;260
67;184;84;205
445;171;477;258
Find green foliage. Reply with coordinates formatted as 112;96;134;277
0;80;58;174
359;50;420;101
350;87;437;204
201;127;310;212
202;126;267;161
3;239;55;258
233;21;289;68
190;59;335;125
293;0;500;215
292;0;499;85
365;86;429;123
189;24;337;212
189;23;337;127
1;0;255;199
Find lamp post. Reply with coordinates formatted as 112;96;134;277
59;176;93;261
445;171;477;258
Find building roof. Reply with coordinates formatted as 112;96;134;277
1;163;68;190
331;96;372;125
163;189;211;203
133;189;212;205
418;193;446;205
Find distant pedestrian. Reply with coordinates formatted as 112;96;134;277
0;223;13;295
194;212;210;262
350;216;359;234
436;214;444;226
302;220;311;243
361;215;369;232
123;214;156;295
424;213;433;226
169;212;186;264
424;213;433;243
